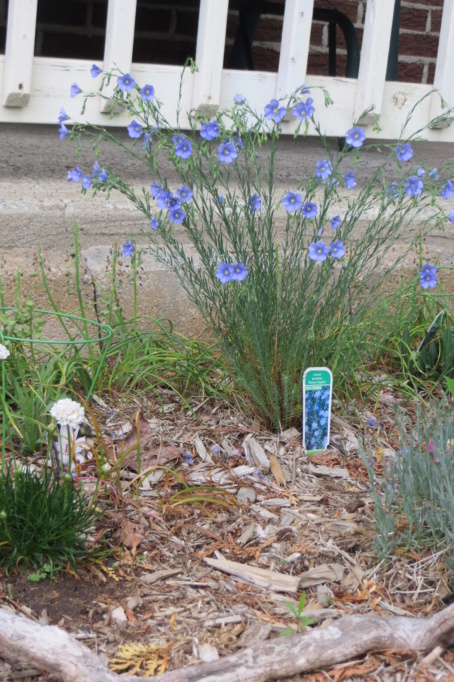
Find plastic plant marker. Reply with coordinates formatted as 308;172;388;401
302;367;333;455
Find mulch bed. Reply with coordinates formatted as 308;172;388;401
1;385;453;681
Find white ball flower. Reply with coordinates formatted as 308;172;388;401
50;398;85;429
0;344;10;360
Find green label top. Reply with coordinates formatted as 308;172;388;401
304;369;331;391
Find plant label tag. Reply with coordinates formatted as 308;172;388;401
302;367;333;455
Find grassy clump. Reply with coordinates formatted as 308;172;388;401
360;395;454;560
0;465;102;572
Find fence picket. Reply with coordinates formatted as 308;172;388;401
192;0;229;114
276;0;314;100
429;0;454;128
353;0;395;124
100;0;138;113
2;0;38;107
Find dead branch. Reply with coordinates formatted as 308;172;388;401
1;603;454;682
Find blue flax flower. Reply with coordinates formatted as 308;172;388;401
282;192;302;213
419;263;437;277
58;108;69;124
344;171;357;189
215;192;224;205
172;134;185;144
151;181;162;198
440;180;454;199
167;195;181;210
449;209;454;224
308;241;330;262
216;262;234;284
169;208;185;224
91;64;102;78
292;98;314;120
156;190;173;210
234;94;246;103
140;84;155;101
301;85;310;94
248;194;261;212
346;126;366;148
200;121;220;141
396;143;413;162
405;175;424;197
329;240;346;259
430;168;439;179
315;160;333;182
175;140;192;159
420;271;437;289
59;124;69;140
231;263;249;281
330;215;341;229
302;202;317;219
117;73;135;92
264;99;287;123
150;217;161;230
92;161;100;177
82;174;92;190
127;121;142;138
70;83;82;98
67;166;83;182
122;241;134;257
176;185;193;203
218;142;238;164
417;168;425;177
98;168;108;183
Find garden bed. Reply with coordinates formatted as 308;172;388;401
1;387;453;681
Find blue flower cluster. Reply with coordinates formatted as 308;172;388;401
308;240;346;262
67;161;108;189
304;385;331;451
419;263;438;289
149;182;193;225
215;262;249;284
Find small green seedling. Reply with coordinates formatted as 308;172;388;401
28;562;54;582
280;592;315;637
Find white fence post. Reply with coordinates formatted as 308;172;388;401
2;0;38;107
101;0;138;113
192;0;229;115
354;0;395;124
276;0;314;100
429;0;454;128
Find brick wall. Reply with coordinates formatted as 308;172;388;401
0;0;443;85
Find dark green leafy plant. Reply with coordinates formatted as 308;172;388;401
280;592;315;636
0;465;103;572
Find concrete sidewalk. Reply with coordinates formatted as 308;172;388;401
1;123;454;337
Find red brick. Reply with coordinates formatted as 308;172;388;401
132;38;196;66
39;32;105;59
175;9;200;38
307;51;348;77
135;7;173;35
251;45;280;72
417;0;443;6
397;60;424;83
399;7;428;32
430;8;442;33
427;61;436;84
226;12;239;39
255;17;283;43
399;32;439;58
309;22;325;48
314;0;360;25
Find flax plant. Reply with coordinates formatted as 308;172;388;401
63;66;453;428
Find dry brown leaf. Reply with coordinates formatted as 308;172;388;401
270;455;286;487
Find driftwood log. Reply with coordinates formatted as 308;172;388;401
1;604;454;682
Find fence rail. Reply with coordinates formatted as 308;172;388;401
1;0;454;140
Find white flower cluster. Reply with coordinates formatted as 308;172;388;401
50;398;85;429
0;344;10;361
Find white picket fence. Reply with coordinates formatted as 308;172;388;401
1;0;454;140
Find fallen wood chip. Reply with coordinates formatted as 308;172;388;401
140;568;181;585
2;602;454;682
298;563;345;588
307;464;351;479
243;436;270;471
204;557;300;593
270;455;286;487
